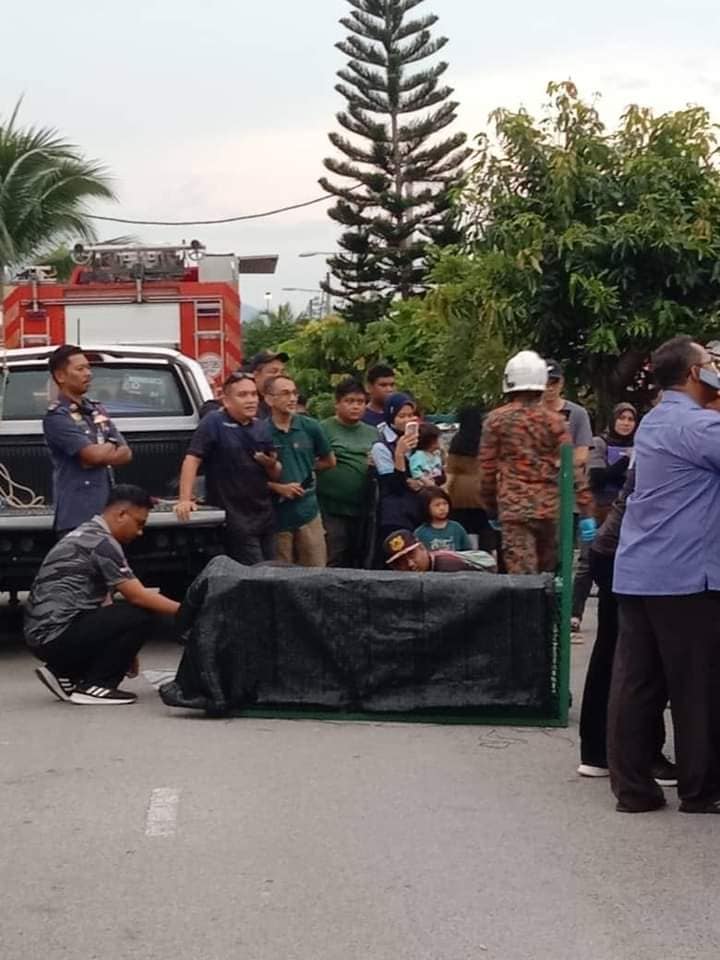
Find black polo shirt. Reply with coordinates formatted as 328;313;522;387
187;410;274;536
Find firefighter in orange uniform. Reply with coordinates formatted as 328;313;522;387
480;350;596;574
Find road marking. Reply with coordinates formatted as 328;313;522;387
145;788;180;838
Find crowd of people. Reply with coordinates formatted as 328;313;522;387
25;336;720;818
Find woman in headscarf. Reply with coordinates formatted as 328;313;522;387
370;392;423;546
572;402;638;633
446;405;495;552
588;403;638;523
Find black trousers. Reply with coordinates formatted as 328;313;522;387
608;593;720;809
579;551;665;767
41;604;155;688
450;508;497;554
224;527;275;566
323;512;364;568
571;541;593;621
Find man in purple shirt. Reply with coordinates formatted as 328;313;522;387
609;335;720;814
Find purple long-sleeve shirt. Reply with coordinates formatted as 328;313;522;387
614;391;720;596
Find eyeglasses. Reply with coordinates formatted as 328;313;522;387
223;372;256;389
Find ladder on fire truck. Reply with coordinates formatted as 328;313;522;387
193;298;226;374
13;267;54;348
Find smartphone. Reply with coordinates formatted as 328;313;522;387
405;420;419;442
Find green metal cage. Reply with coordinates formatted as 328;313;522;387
231;444;575;728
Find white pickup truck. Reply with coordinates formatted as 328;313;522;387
0;344;225;598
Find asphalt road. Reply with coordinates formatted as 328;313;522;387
1;601;719;960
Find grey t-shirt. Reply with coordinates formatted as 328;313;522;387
560;400;593;448
24;517;134;648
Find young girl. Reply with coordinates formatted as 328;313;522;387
409;422;446;486
414;488;471;552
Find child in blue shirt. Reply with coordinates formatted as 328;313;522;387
414;487;471;553
409;422;445;486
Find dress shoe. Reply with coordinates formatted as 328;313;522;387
651;755;678;788
679;798;720;814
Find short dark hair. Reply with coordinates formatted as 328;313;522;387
419;486;451;521
367;363;394;385
335;377;367;401
651;335;702;389
105;484;154;511
222;371;256;393
48;344;84;380
417;421;440;451
264;374;295;396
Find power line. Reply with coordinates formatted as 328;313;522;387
85;187;356;227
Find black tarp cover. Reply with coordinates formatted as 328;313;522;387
161;556;557;718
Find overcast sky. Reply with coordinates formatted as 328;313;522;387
2;0;719;313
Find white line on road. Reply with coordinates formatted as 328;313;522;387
145;787;180;838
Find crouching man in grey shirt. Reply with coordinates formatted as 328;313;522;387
25;485;180;705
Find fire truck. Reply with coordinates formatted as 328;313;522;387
2;241;278;389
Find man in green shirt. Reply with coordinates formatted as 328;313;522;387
266;375;336;565
317;378;378;567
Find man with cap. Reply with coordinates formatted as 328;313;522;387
382;529;496;573
608;335;720;814
480;350;595;575
248;350;289;419
43;345;133;538
26;484;180;705
544;359;593;463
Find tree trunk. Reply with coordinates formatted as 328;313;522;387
591;348;648;429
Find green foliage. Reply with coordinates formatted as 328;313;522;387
242;303;304;360
278;315;367;398
452;81;720;417
272;283;504;414
306;392;336;421
0;99;115;273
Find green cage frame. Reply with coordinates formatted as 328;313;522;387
232;444;574;728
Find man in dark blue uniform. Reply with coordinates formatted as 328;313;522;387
176;372;281;564
43;345;132;537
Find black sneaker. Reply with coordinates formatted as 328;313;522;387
652;756;678;788
35;666;74;702
70;685;137;705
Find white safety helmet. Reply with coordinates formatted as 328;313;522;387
502;350;549;393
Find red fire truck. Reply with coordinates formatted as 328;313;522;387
2;241;278;388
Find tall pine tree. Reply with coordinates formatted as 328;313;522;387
320;0;470;322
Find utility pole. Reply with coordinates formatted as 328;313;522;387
298;252;335;316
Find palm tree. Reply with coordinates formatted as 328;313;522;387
0;99;115;330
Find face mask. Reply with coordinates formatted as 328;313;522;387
699;367;720;391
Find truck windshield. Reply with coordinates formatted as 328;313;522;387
2;365;192;420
